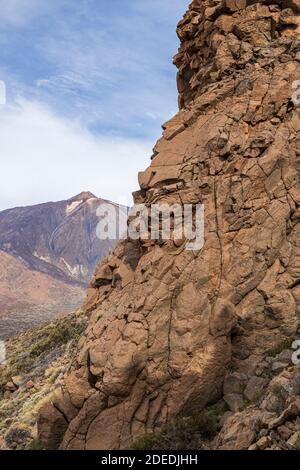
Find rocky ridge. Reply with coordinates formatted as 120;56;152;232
38;0;300;450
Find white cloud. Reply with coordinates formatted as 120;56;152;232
25;0;189;136
0;0;48;27
0;99;152;210
0;0;191;211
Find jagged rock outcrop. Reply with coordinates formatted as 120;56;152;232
38;0;300;450
216;362;300;450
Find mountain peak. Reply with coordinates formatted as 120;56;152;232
70;191;97;202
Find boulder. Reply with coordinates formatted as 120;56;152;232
244;377;269;403
38;403;68;450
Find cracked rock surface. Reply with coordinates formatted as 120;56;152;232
38;0;300;450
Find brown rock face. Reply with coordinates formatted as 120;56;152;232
38;0;300;449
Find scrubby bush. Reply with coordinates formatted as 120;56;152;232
5;424;32;449
132;402;228;450
25;437;44;450
266;338;291;358
1;313;87;382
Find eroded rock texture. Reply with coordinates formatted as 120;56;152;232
38;0;300;450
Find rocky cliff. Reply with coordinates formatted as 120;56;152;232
38;0;300;450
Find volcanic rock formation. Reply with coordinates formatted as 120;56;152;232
38;0;300;450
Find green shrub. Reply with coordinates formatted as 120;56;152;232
133;433;161;450
0;312;87;391
132;402;228;450
25;438;44;450
5;425;32;449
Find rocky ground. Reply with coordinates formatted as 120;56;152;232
0;311;87;450
132;342;300;450
1;316;299;450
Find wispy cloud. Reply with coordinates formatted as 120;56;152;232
0;0;190;209
0;99;152;211
2;0;189;137
0;0;57;27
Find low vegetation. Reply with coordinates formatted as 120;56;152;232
132;402;228;450
0;312;87;388
0;310;87;449
266;338;292;358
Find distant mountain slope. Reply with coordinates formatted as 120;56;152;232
0;192;127;336
0;192;126;286
0;250;84;338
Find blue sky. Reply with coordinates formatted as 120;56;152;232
0;0;190;210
